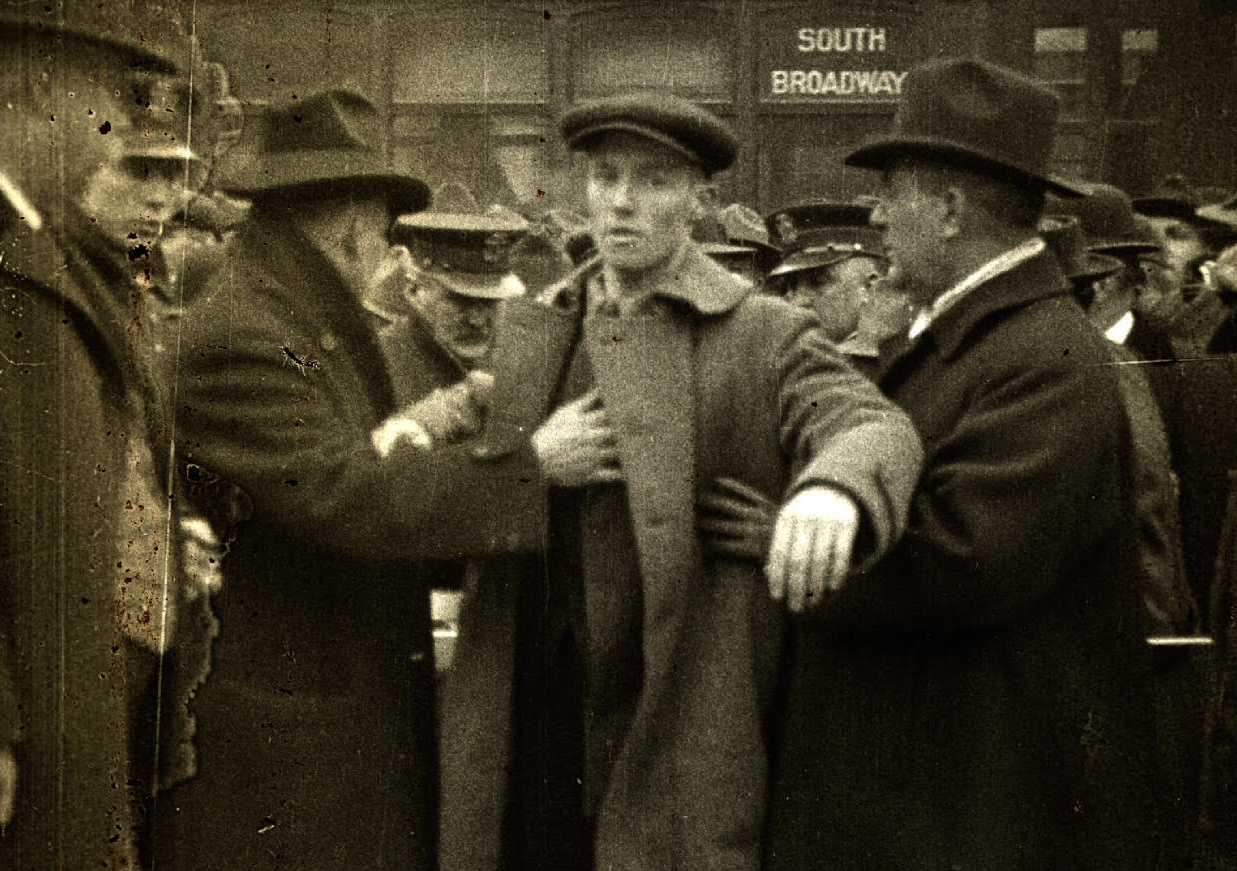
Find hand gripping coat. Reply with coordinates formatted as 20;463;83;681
438;247;923;871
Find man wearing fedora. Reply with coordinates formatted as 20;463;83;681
436;91;922;871
761;58;1166;870
157;91;544;871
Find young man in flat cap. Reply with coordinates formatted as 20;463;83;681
437;91;922;871
1;4;199;866
159;91;542;871
759;57;1171;870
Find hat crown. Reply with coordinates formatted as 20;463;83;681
560;90;738;175
895;58;1059;175
263;90;380;154
846;57;1078;196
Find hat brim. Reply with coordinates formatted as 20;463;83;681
432;271;526;300
844;136;1085;198
768;247;882;278
218;149;430;213
1070;252;1124;282
1087;239;1161;257
567;121;714;174
1131;196;1197;221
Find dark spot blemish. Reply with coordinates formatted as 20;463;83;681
99;120;111;134
284;479;298;486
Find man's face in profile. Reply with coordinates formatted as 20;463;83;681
585;132;702;273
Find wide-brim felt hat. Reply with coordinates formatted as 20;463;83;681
1039;216;1124;284
394;205;529;300
1052;182;1161;256
844;57;1083;198
560;91;738;176
1;0;193;73
215;90;429;214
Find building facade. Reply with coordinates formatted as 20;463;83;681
192;0;1237;214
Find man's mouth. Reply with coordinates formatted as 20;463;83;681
605;227;643;244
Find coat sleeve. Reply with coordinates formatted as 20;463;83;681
176;315;547;567
773;307;923;565
816;355;1131;630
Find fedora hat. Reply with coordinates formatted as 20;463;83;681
1039;216;1123;286
845;57;1082;197
215;90;429;213
1052;182;1161;257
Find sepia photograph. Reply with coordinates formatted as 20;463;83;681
1;0;1235;868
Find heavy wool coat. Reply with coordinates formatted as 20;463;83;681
1;212;159;871
439;248;924;871
764;250;1167;871
155;213;544;871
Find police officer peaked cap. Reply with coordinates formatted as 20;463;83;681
394;189;529;300
560;91;739;176
845;57;1083;197
766;202;880;252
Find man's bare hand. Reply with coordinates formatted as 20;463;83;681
766;485;861;613
531;388;622;487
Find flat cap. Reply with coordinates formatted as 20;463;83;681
560;91;738;176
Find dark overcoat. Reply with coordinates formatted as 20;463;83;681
764;250;1166;870
439;248;924;871
154;213;543;871
1;213;157;869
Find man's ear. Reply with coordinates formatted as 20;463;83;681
341;211;363;260
939;186;966;240
692;180;719;222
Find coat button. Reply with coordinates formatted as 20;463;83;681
320;332;338;352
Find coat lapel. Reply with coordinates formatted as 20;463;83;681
584;313;699;643
479;296;580;457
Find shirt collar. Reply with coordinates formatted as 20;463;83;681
549;243;751;317
907;237;1046;340
1105;309;1135;344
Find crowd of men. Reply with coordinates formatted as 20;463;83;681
2;3;1236;870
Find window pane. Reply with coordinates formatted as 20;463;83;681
573;6;733;99
393;9;550;103
392;114;557;210
196;5;379;103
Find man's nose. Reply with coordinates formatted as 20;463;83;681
611;177;634;212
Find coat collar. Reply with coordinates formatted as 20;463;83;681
882;249;1070;370
542;243;752;316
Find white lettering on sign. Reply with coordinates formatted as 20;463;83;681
771;69;908;96
797;27;887;53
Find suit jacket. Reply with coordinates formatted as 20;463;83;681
764;250;1165;870
156;212;545;871
439;246;923;871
